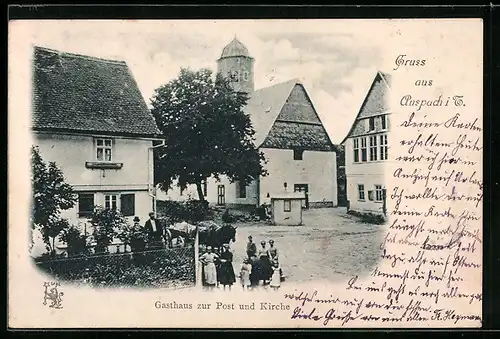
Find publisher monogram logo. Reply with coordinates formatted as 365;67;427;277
43;281;64;309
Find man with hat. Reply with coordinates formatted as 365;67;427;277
246;235;257;260
129;216;146;253
144;212;162;248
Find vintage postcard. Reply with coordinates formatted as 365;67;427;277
8;18;483;328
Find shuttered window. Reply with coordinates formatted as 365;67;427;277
78;193;94;218
120;193;135;217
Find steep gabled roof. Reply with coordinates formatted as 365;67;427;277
340;71;391;144
245;78;335;151
244;78;298;147
32;46;161;138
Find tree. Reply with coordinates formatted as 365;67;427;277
90;207;129;253
151;68;267;201
31;146;77;254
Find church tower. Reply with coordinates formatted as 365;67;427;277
216;37;254;94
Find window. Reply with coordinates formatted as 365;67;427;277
353;138;359;163
78;193;94;218
96;138;112;162
361;137;367;162
242;71;249;81
284;199;291;212
358;185;365;201
105;194;118;210
293;149;304;160
231;70;240;82
380;134;388;160
229;70;239;82
375;185;384;202
368;117;375;131
369;136;378;161
202;180;207;197
237;179;247;199
120;193;135;217
381;115;387;130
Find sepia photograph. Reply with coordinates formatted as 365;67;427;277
27;21;389;293
9;18;483;328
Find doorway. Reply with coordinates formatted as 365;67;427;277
294;184;309;209
217;185;225;205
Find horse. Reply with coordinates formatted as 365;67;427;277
198;223;237;253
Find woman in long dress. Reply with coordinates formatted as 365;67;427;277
257;241;273;285
200;246;219;290
268;239;279;265
218;243;236;290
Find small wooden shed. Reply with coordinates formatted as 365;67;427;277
270;192;305;226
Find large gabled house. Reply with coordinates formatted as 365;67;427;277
31;46;163;229
341;71;391;216
160;38;338;209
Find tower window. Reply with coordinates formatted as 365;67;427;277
293;149;304;160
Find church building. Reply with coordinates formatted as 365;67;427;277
161;37;338;209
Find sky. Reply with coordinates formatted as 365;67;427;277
15;19;398;144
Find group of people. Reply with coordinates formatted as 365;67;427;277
199;244;236;290
128;212;166;250
199;235;283;291
245;236;282;290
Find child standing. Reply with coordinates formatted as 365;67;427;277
270;261;281;291
239;258;252;290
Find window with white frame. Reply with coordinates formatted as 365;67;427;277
375;185;384;202
361;137;367;162
381;115;387;130
96;138;113;162
284;199;291;212
358;184;365;201
379;134;388;160
104;194;118;210
353;138;359;163
369;135;378;161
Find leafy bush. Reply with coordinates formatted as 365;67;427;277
35;247;195;288
117;224;148;253
90;207;129;254
184;199;210;222
159;200;187;223
59;225;89;257
158;199;211;223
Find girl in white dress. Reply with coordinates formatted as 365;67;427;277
270;261;281;291
239;258;252;290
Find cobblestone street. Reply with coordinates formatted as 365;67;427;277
230;207;384;285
